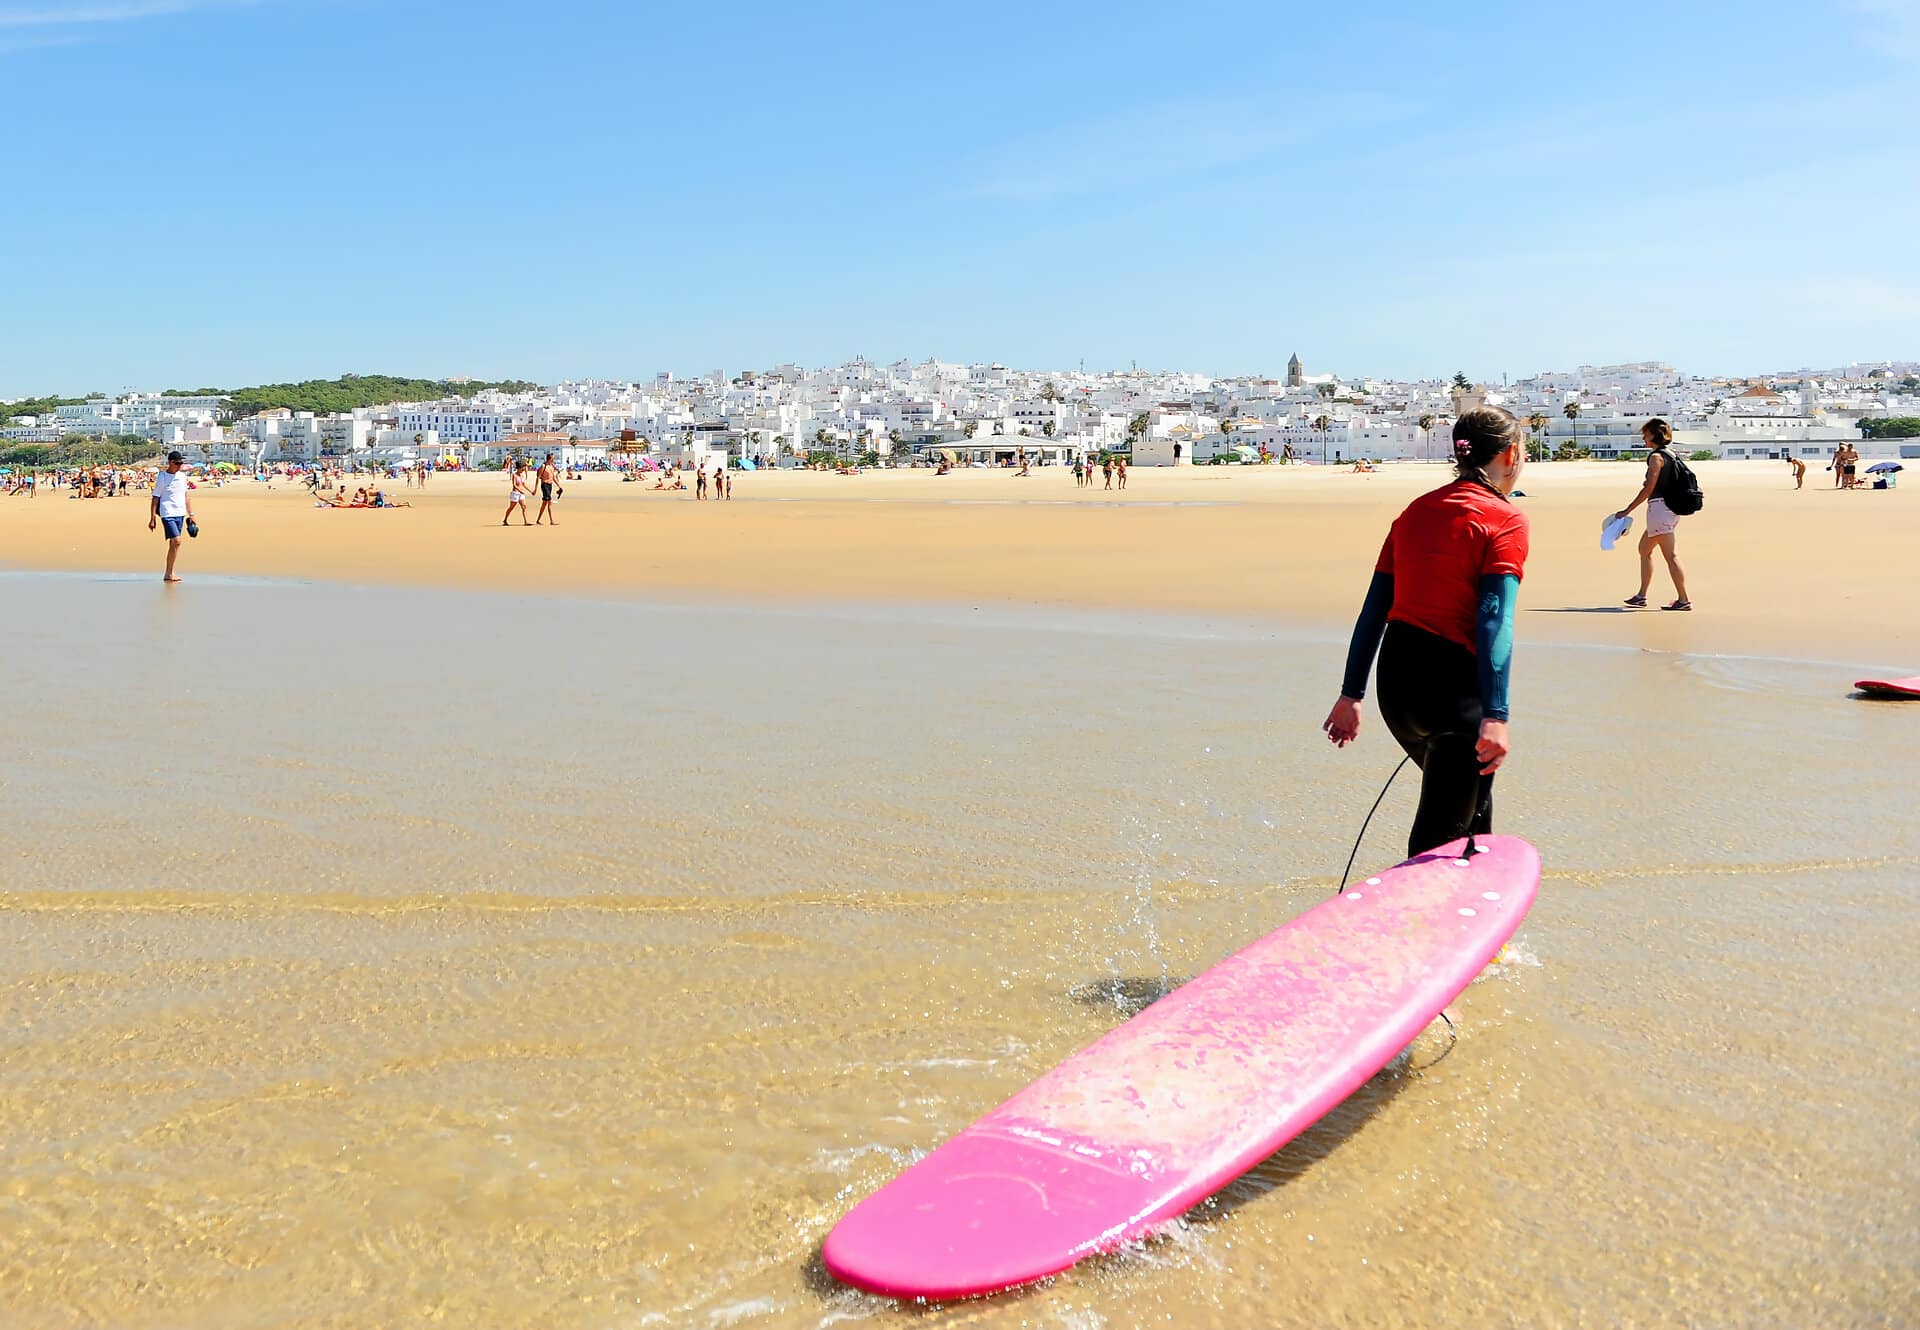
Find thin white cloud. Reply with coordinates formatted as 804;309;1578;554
962;92;1415;203
0;0;255;26
1792;276;1920;322
1846;0;1920;65
0;26;87;47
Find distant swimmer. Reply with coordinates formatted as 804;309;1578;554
148;449;196;584
1615;419;1692;611
1788;455;1806;489
1324;407;1530;858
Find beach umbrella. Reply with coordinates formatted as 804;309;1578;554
1865;462;1902;474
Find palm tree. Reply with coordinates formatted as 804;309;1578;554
1525;411;1549;461
1313;414;1332;465
1563;401;1580;457
1418;413;1437;460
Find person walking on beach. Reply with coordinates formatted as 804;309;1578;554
535;453;560;525
1116;456;1128;490
1788;455;1806;489
1614;419;1692;611
696;465;709;500
1072;455;1084;487
1323;407;1530;858
148;450;196;584
502;457;532;525
1102;456;1113;490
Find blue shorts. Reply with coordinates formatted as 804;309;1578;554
161;515;187;539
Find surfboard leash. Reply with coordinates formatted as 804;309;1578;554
1336;754;1413;895
1336;754;1464;1070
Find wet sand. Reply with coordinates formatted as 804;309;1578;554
1;460;1914;664
2;576;1916;1329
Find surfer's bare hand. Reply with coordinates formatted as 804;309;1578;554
1476;719;1509;774
1324;696;1362;747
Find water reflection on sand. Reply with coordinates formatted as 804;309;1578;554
2;575;1915;1329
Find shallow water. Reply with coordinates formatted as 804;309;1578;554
1;574;1915;1328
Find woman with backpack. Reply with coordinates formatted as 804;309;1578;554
1322;407;1529;858
1615;418;1693;611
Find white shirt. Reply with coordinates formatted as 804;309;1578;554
153;469;190;518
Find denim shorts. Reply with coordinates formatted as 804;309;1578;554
161;515;188;539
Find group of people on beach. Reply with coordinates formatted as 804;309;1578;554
314;486;410;509
1072;455;1127;489
8;466;134;497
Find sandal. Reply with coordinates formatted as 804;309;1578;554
1661;599;1692;612
1623;593;1647;607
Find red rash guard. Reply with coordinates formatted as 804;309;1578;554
1375;479;1530;651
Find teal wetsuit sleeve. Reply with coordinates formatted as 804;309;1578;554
1340;570;1394;700
1474;572;1519;721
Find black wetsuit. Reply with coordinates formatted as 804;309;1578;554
1376;622;1494;858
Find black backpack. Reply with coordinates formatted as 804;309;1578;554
1658;449;1705;515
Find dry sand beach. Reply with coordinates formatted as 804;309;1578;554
2;459;1914;661
2;460;1917;1329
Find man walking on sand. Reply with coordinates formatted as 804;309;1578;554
148;450;195;583
535;453;560;525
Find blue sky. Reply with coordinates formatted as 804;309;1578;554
2;0;1916;395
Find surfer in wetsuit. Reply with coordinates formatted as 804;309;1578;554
1322;407;1530;858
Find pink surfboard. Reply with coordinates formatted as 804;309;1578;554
1855;676;1920;699
823;834;1540;1300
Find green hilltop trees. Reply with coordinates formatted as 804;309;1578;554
149;374;538;416
6;376;539;427
0;395;86;425
216;375;539;416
